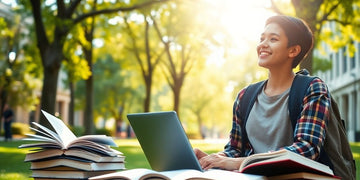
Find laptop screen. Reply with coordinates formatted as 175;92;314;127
127;111;203;171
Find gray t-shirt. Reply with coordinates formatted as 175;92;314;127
246;86;294;153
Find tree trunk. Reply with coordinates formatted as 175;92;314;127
292;0;322;74
144;77;151;112
39;61;60;131
84;71;94;135
173;81;181;114
68;81;75;126
82;3;97;135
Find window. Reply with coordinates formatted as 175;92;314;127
336;52;340;77
343;47;347;73
329;54;333;80
350;55;355;69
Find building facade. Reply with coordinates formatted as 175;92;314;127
316;41;360;142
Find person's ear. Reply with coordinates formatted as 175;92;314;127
289;45;301;58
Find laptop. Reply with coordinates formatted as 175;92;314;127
127;111;203;172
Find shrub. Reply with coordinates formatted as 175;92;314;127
187;132;202;139
95;128;113;136
11;122;33;135
69;126;85;136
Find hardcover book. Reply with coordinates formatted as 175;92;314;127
19;110;125;179
238;149;336;178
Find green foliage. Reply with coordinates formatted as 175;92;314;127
11;122;32;136
95;128;114;136
0;13;41;111
69;126;85;136
313;56;332;74
90;54;142;120
9;0;360;138
63;24;92;83
317;0;360;55
272;0;360;72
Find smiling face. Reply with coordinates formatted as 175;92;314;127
256;23;295;70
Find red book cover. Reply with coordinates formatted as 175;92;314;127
238;149;336;178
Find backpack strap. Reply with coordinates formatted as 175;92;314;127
289;72;334;170
288;74;316;130
239;80;266;155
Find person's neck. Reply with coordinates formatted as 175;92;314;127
265;69;295;96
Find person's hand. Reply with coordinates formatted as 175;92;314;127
194;148;244;171
199;153;245;171
194;148;208;160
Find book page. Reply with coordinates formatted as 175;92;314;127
18;142;63;149
22;134;58;143
239;150;334;177
30;122;63;145
88;168;170;180
159;169;211;180
68;141;117;156
25;149;64;162
249;150;333;175
89;169;266;180
29;126;57;140
72;135;117;147
162;169;265;180
41;110;77;149
240;149;288;170
201;169;266;180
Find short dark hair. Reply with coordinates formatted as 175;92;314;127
265;15;314;68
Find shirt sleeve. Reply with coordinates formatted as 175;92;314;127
283;78;330;160
223;88;247;157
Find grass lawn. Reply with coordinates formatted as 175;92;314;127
1;139;359;180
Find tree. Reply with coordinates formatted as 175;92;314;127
123;13;164;112
80;1;97;135
151;1;217;115
28;0;171;130
0;10;41;130
271;0;358;74
91;54;141;135
62;24;91;127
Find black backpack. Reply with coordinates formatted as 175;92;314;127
239;70;356;179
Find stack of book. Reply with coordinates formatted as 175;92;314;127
19;110;125;180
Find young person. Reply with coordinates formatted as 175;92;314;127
2;104;14;141
194;15;331;171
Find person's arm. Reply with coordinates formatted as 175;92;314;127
194;88;249;170
223;88;247;158
283;78;330;160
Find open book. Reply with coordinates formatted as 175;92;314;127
30;156;125;171
19;110;125;179
25;147;124;162
19;110;118;156
239;149;336;178
88;168;266;180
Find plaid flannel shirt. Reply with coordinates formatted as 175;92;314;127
223;78;330;161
